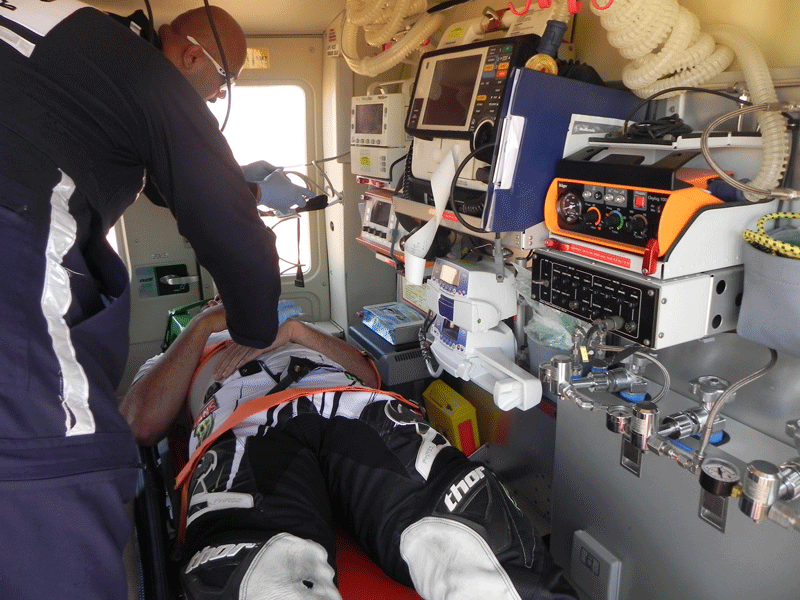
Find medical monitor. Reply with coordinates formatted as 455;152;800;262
405;34;540;142
355;103;383;135
351;93;408;148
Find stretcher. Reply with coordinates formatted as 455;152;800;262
131;300;423;599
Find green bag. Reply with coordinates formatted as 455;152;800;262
161;298;212;351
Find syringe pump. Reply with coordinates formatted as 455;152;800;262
426;258;541;411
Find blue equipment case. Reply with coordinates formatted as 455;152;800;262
483;68;645;232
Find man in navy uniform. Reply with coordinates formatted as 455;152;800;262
0;2;281;597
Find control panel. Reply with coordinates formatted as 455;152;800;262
551;180;668;249
361;193;405;245
358;190;409;254
544;150;724;259
427;258;517;333
530;249;744;349
405;41;511;138
532;251;657;344
405;34;540;142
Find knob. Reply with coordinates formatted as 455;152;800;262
627;214;648;237
739;460;780;522
689;376;732;409
581;206;602;226
630;401;658;450
604;211;624;231
606;405;633;434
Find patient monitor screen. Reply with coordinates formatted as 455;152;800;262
355;104;384;135
369;200;391;227
422;55;483;128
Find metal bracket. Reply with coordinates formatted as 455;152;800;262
698;489;729;533
620;437;642;477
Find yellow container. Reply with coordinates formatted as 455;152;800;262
422;380;480;455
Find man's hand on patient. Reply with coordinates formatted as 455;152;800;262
212;319;300;380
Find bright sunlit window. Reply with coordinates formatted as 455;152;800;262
209;84;312;275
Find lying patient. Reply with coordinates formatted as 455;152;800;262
121;299;577;600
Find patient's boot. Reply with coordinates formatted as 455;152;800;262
399;464;578;600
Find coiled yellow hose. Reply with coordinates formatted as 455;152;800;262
742;212;800;259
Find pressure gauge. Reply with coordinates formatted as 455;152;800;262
699;457;740;497
557;191;582;225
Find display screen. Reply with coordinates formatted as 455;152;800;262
355;104;384;135
369;200;391;227
439;263;460;286
421;54;483;127
442;318;461;343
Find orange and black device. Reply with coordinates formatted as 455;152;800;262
544;147;723;273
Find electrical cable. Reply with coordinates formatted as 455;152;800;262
311;158;344;206
400;142;414;198
631;351;670;404
626;114;693;141
419;310;444;378
447;142;495;234
268;215;306;281
389;153;408;185
283;171;327;195
619;85;753;139
202;0;233;131
294;217;305;287
282;152;351;169
141;0;156;43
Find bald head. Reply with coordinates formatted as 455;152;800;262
159;6;247;102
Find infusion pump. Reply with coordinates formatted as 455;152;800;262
426;258;541;411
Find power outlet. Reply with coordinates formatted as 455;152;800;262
570;530;621;600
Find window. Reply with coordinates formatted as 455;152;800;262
208;84;312;275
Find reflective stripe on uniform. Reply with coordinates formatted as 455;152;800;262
0;0;84;56
42;170;94;435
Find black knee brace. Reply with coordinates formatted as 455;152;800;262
431;463;536;569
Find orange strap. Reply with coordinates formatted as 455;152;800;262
175;385;414;547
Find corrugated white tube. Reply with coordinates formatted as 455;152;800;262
622;8;698;89
709;24;789;199
342;10;443;77
632;41;733;98
347;0;389;27
363;0;414;47
591;0;732;99
604;0;678;60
